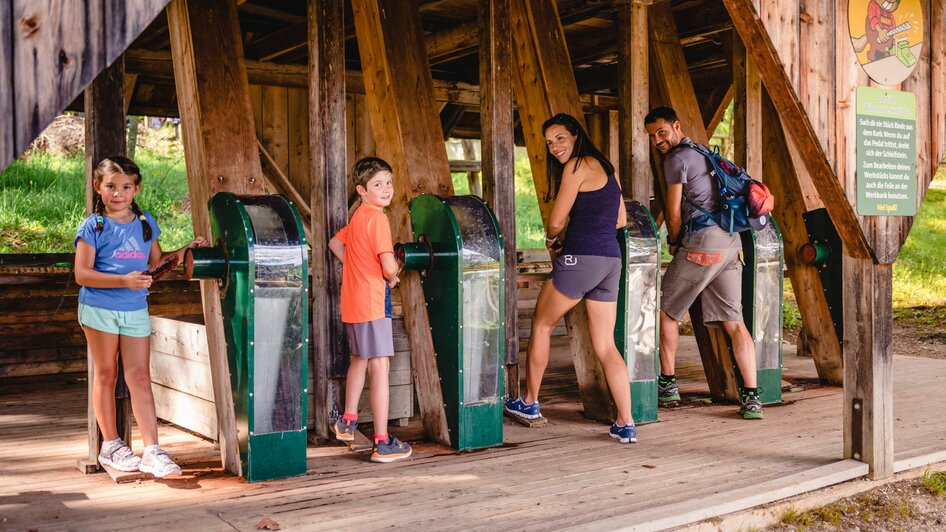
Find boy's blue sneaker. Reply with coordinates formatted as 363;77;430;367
504;396;541;420
333;417;358;442
609;422;638;444
371;436;413;463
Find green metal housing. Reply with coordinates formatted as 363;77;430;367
615;201;661;424
802;208;843;345
189;192;309;482
402;194;505;451
739;216;784;405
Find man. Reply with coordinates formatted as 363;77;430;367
643;106;762;420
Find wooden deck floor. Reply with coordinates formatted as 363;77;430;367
2;339;945;531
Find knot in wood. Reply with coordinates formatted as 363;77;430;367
216;175;226;183
59;50;70;67
19;15;40;38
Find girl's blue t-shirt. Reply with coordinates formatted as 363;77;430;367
74;212;162;311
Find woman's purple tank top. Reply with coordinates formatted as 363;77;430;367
561;174;621;258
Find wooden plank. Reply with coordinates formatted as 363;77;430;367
351;0;451;445
617;1;652;203
309;0;348;440
0;0;13;166
510;0;612;422
287;88;310;201
152;382;217;440
649;1;737;402
103;0;169;67
722;0;872;260
149;350;213;402
842;258;894;479
761;91;843;385
82;56;131;470
798;0;836;168
934;2;946;175
167;0;263;476
479;0;517;381
260;86;289;176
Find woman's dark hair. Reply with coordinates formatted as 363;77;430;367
541;113;614;202
92;156;152;241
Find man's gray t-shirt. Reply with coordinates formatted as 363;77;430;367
662;137;719;228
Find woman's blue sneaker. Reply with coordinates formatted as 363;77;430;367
609;422;638;443
504;396;541;420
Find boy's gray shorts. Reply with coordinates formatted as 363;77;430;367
549;254;622;302
346;318;394;359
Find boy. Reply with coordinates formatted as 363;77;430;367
329;157;413;462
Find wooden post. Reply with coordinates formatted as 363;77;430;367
510;0;612;422
478;0;518;398
842;257;893;479
723;0;871;260
730;32;761;177
351;0;452;445
308;0;347;441
649;1;738;401
934;2;945;175
618;1;652;203
167;0;264;476
0;0;12;167
80;57;132;472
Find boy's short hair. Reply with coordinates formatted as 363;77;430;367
352;157;393;187
644;106;679;125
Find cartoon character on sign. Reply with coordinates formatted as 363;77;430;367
848;0;923;86
851;0;913;64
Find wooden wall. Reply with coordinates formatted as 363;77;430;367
1;0;169;172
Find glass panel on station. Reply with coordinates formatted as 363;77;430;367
447;197;502;405
752;221;782;372
244;198;305;434
624;203;660;382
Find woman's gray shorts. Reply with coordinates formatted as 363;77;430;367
346;318;394;359
549;254;622;302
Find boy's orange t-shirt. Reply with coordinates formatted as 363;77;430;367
335;203;394;323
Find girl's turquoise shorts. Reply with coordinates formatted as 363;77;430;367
78;303;152;337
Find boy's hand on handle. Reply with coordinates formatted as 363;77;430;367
188;236;209;249
123;271;153;289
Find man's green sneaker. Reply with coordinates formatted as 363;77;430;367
739;392;763;420
658;379;680;403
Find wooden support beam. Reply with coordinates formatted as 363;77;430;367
440;104;467;139
123;73;138;115
351;0;451;446
308;0;347;441
618;1;652;203
842;256;893;479
168;0;263;476
730;32;761;176
479;0;518;397
761;90;843;385
510;0;611;422
81;58;131;471
704;84;733;138
723;0;872;260
649;0;737;401
934;2;946;175
0;0;12;166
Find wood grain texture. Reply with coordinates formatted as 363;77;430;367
479;0;517;372
842;257;894;479
351;0;452;445
0;0;13;166
308;0;348;440
510;0;612;422
761;91;843;384
724;0;872;260
617;2;652;203
167;0;262;476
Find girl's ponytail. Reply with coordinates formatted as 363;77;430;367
130;200;153;242
93;193;105;232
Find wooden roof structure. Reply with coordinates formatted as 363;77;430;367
1;0;944;489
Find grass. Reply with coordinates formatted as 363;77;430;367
922;469;946;496
0;148;195;253
892;173;946;309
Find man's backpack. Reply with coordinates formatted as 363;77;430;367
676;141;775;236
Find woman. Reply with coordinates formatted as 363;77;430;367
504;113;637;443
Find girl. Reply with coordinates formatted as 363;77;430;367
74;156;206;478
504;113;638;443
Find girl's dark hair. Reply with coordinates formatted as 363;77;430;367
352;157;393;187
92;156;152;241
541;113;614;202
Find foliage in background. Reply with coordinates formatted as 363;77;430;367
0;147;195;253
892;172;946;308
